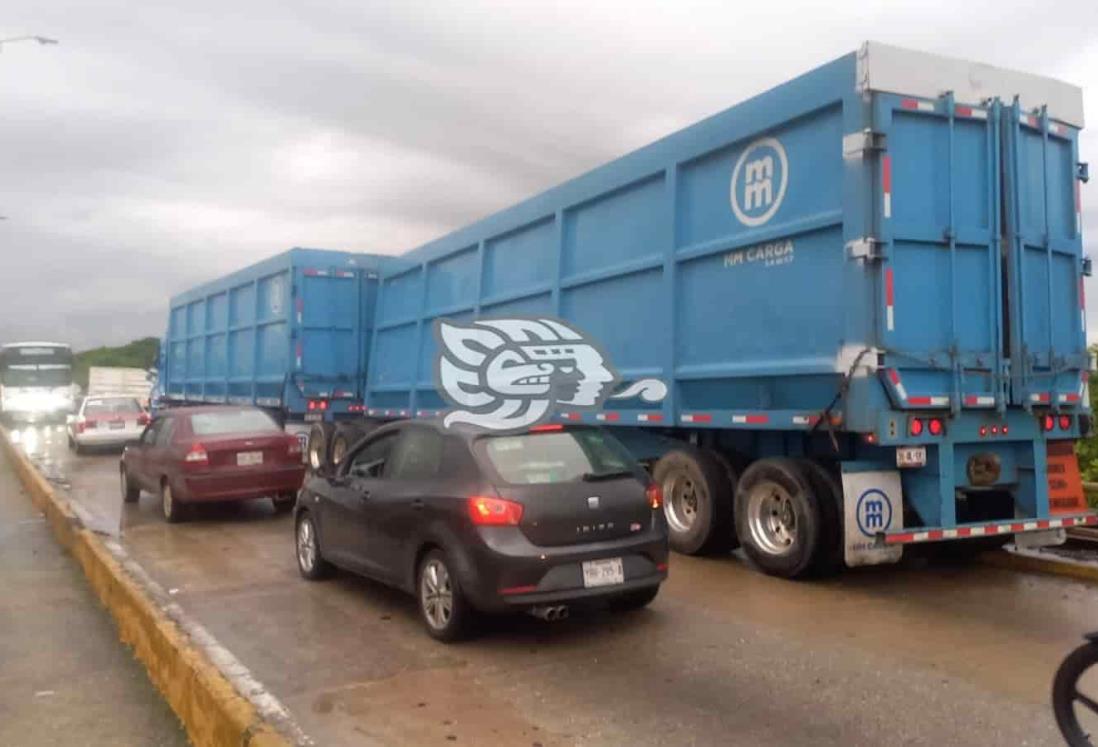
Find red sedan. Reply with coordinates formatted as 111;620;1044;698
120;406;305;522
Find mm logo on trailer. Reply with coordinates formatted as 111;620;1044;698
729;137;788;227
856;488;893;537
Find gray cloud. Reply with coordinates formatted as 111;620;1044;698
1;0;1097;350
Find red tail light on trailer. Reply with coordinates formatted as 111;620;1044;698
1043;414;1056;432
1059;415;1072;431
927;418;944;436
909;418;924;437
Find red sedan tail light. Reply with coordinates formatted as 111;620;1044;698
137;412;150;426
287;438;303;456
467;496;523;526
184;442;208;466
79;418;98;433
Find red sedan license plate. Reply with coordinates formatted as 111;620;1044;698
237;451;263;467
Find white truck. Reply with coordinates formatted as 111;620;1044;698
87;367;153;407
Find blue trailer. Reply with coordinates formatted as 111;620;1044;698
357;42;1094;576
161;248;396;458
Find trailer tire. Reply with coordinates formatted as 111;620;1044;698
307;422;335;472
331;421;381;466
653;448;735;556
735;458;821;579
796;458;844;577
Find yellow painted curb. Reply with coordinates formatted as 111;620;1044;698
0;428;297;747
979;548;1098;584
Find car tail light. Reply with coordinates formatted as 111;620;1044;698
909;418;924;437
287;438;302;456
1059;415;1072;431
137;412;150;425
1043;414;1056;432
646;483;663;510
928;418;944;436
184;442;208;465
467;496;523;526
82;418;98;431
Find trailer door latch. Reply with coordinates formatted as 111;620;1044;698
846;237;884;261
842;129;886;159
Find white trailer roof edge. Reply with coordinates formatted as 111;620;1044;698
858;41;1084;128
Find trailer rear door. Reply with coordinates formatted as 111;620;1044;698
297;268;362;399
874;94;1005;412
1001;102;1088;407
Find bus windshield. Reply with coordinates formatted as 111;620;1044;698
0;344;74;389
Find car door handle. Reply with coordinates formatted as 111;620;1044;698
411;499;425;511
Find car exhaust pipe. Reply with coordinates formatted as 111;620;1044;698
528;605;569;622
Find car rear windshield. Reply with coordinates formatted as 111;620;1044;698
190;409;281;436
84;398;142;416
481;428;635;485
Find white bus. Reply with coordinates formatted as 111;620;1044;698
0;341;76;423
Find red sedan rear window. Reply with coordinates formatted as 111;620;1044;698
190;409;280;436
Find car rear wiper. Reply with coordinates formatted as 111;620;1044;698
580;469;633;482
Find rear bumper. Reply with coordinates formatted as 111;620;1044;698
74;427;143;447
456;525;669;613
881;513;1098;546
179;464;306;502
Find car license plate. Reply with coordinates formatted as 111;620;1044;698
109;421;125;430
237;451;263;467
896;446;926;468
582;557;624;588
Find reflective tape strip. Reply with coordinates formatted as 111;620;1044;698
731;414;769;425
964;395;995;407
885;268;895;330
561;412;582;421
882;155;892;219
954;105;987;120
636;413;663;422
901;98;935;112
1050;122;1068;136
907;395;949;407
681;414;712;424
595;412;621;422
303;268;328;277
792;414;820;426
1020;113;1038;127
1060;393;1081;403
1030;392;1051;403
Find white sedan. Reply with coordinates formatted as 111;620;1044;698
67;396;149;453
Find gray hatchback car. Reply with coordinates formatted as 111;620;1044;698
294;420;669;641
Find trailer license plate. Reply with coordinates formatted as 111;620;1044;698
896;446;926;468
237;451;263;467
582;557;624;588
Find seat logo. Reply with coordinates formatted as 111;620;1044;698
433;317;668;433
856;488;893;537
730;137;789;227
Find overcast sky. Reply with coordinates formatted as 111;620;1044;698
1;0;1097;350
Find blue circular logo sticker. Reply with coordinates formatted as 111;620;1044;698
729;137;789;227
856;488;893;538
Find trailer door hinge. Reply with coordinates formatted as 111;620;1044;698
843;129;887;159
846;237;884;261
1078;162;1090;183
1083;256;1093;277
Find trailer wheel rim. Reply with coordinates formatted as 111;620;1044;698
663;472;701;534
746;480;798;556
420;559;453;630
308;436;324;470
297;518;316;572
162;484;174;519
332;437;347;465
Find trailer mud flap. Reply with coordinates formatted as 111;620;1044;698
840;467;904;567
1047;440;1088;516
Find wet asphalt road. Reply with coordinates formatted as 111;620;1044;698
12;423;1093;746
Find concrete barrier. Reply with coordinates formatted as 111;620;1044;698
0;427;308;747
